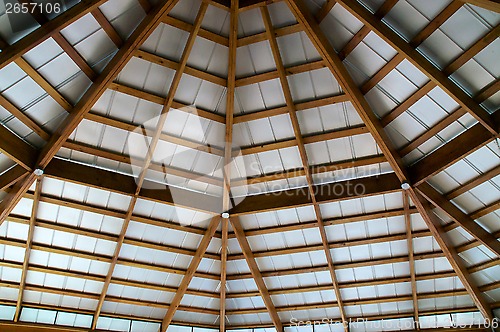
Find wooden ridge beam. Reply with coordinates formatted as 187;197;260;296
231;217;283;332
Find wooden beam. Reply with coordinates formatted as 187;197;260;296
238;23;302;46
0;0;107;71
0;95;50;141
0;124;37;170
286;0;410;182
92;9;123;47
476;79;500;104
90;197;137;328
234;154;385;186
235;59;325;87
107;82;226;123
444;25;500;75
409;191;495;321
230;172;401;215
404;192;419;328
0;0;182;228
338;0;399;60
261;6;348;329
409;124;496;185
381;81;437;127
135;49;227;86
231;217;283;332
62;140;223;186
411;1;463;47
14;177;42;322
14;58;73;111
460;0;500;13
160;216;220;331
335;0;498;134
417;182;500;256
163;16;229;46
233;94;349;123
51;33;97;80
398;108;467;157
0;166;28;191
220;0;238;329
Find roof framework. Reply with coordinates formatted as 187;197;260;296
0;0;499;331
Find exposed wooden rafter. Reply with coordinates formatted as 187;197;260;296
416;182;500;256
160;216;220;332
404;192;420;329
13;177;42;322
231;217;283;332
261;5;348;329
410;191;495;321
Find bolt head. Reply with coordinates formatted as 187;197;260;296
34;168;44;176
221;212;230;219
401;182;411;190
